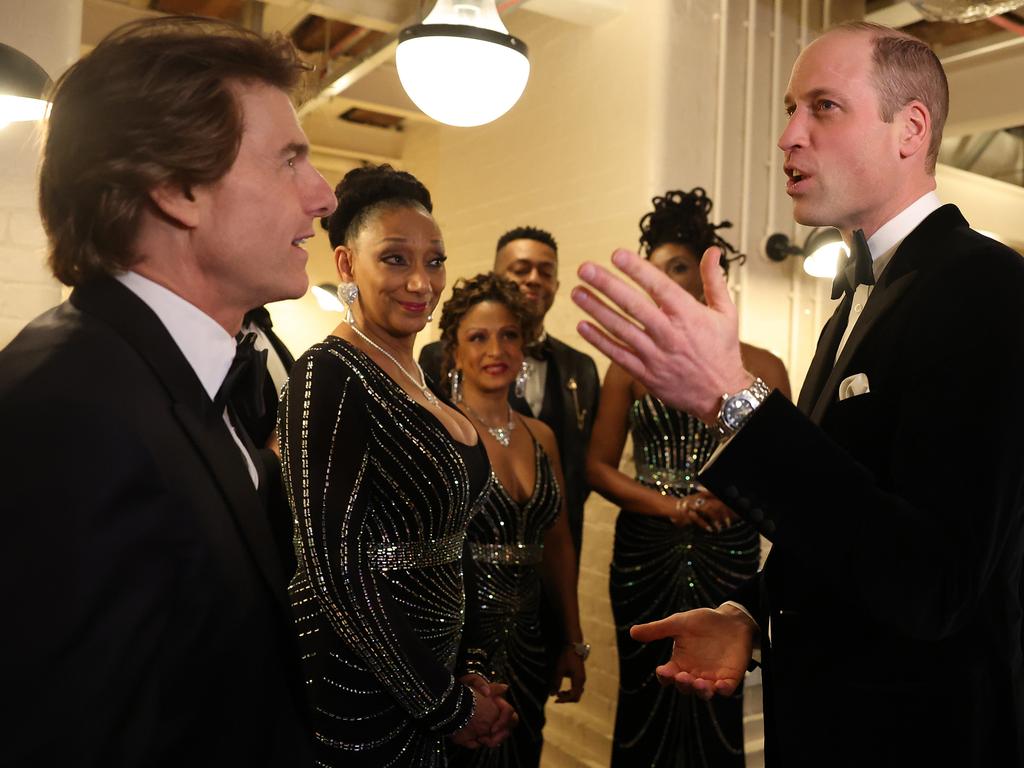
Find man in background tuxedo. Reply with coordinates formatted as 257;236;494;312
0;18;335;765
421;226;600;558
574;22;1024;767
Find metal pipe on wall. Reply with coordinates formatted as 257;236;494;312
713;0;729;211
736;0;758;334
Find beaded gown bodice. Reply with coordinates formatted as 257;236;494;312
609;394;757;767
451;437;562;768
281;336;491;767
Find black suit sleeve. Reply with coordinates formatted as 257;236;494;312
701;251;1024;642
418;341;444;390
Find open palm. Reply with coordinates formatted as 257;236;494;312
630;607;756;700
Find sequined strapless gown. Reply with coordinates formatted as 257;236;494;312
609;395;758;767
281;337;492;767
449;437;562;768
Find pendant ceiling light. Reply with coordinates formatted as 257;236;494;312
396;0;530;128
0;43;52;130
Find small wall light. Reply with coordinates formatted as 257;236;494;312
0;43;52;130
311;283;344;313
765;227;848;279
396;0;530;127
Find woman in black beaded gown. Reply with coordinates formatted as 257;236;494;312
586;189;791;767
438;274;586;768
279;166;514;767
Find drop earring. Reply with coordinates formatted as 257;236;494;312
448;368;463;403
337;282;358;324
514;361;530;399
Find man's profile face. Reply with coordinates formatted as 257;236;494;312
192;82;336;312
495;238;559;320
778;32;904;235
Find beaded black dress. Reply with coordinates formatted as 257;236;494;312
449;432;563;768
609;395;759;767
280;337;492;767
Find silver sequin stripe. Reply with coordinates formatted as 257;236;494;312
468;542;544;566
366;531;466;572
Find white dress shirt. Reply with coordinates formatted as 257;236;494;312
524;330;550;417
115;271;259;487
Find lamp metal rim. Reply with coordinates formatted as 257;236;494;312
398;23;529;58
0;42;52;100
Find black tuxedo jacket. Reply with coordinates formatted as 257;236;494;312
0;277;312;766
701;206;1024;767
419;334;599;556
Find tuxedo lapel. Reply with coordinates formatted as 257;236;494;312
809;270;918;424
71;277;290;613
797;295;852;416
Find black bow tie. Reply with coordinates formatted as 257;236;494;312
831;229;874;300
527;336;553;362
242;306;272;331
215;332;268;418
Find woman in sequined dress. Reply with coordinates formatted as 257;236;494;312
438;273;586;768
586;189;791;767
280;166;515;767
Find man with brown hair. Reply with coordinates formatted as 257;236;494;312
573;21;1024;766
0;17;335;765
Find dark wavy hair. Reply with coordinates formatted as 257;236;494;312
40;16;307;287
437;273;541;382
324;164;433;248
495;225;558;256
638;188;745;275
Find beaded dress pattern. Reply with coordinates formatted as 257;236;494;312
449;435;562;768
609;395;758;767
281;337;492;767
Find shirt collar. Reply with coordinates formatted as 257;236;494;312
115;271;236;401
866;191;942;279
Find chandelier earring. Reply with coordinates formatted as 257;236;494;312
337;282;359;324
448;368;463;403
514;361;530;399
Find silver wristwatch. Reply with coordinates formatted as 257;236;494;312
716;377;770;438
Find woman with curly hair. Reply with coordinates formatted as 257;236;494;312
586;188;791;767
279;165;514;766
438;273;586;768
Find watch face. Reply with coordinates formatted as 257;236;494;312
723;396;754;429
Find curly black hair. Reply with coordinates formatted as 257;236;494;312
495;225;558;256
437;272;541;382
638;188;745;274
322;164;433;248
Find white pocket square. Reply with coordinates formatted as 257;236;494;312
839;372;870;401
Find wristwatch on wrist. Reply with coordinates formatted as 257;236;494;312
567;641;591;661
716;377;771;438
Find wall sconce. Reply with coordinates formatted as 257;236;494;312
396;0;530;127
765;227;849;279
311;283;344;313
0;42;52;130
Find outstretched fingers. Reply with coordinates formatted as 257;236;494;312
576;255;674;338
699;246;737;320
629;615;681;643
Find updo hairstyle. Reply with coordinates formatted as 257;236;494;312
638;187;745;274
323;164;433;248
438;273;541;380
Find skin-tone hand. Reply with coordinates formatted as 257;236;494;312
549;647;585;703
629;605;758;701
672;491;736;532
450;674;518;749
572;247;753;424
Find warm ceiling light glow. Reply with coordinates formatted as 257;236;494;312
396;0;530;128
803;240;848;279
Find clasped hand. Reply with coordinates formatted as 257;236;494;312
450;673;518;749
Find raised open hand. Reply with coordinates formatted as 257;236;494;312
630;606;758;700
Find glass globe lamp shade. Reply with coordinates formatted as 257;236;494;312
802;228;849;279
396;1;529;128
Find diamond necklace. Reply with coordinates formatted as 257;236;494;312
462;401;516;447
349;322;439;408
